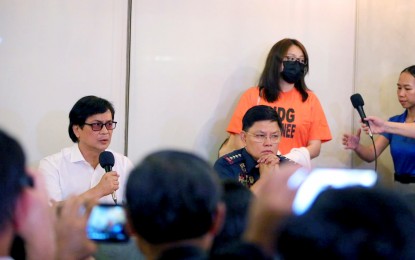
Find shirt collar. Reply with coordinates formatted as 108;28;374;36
70;143;87;163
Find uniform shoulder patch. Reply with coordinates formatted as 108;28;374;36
223;153;243;165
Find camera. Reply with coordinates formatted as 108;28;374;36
86;204;129;242
290;168;378;215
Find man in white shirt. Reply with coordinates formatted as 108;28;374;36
38;96;140;259
39;95;133;204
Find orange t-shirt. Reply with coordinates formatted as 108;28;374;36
227;87;332;154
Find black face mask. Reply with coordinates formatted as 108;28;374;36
281;61;305;84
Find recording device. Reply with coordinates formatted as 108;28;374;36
99;151;117;204
290;168;378;215
86;204;129;243
350;93;373;138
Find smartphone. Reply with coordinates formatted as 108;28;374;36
290;168;378;215
86;204;129;243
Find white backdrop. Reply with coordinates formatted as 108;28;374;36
3;1;409;176
0;0;128;167
128;0;356;167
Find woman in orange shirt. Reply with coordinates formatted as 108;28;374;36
219;38;332;159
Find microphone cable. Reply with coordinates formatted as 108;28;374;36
368;132;377;172
365;121;377;172
355;120;378;173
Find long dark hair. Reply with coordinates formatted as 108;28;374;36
258;38;310;102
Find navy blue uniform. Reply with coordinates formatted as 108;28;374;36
214;148;259;188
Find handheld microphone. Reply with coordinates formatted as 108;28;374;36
350;93;373;138
99;151;117;204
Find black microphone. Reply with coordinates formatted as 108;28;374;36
99;151;117;204
350;93;373;138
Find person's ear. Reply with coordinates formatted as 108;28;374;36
129;227;150;258
125;211;148;254
240;131;247;145
73;125;81;139
209;202;226;236
125;213;136;237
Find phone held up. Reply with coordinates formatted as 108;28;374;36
289;168;378;215
86;204;129;243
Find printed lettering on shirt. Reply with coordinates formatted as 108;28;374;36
274;107;296;139
281;123;296;138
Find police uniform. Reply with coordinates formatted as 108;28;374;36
214;148;259;188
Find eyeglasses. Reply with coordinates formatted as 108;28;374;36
84;121;117;131
245;132;281;144
283;56;307;65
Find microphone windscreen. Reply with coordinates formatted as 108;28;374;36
99;151;115;168
350;93;365;108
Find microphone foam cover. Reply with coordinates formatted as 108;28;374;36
99;151;115;168
350;93;365;108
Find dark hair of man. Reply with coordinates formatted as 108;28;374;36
211;180;253;255
276;186;415;259
242;105;283;132
125;150;222;244
401;65;415;77
0;130;27;232
68;95;115;142
258;38;309;103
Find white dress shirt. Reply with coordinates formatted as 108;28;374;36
39;144;133;204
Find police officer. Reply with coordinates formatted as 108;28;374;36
214;105;298;193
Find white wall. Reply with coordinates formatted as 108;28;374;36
4;1;407;175
128;0;356;167
0;0;128;167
